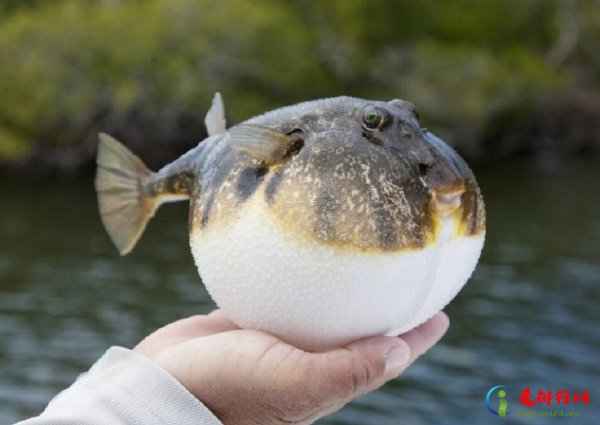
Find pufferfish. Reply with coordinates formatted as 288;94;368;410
96;94;485;351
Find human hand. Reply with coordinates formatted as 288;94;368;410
135;310;449;425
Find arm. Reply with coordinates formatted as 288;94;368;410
17;310;449;425
15;347;222;425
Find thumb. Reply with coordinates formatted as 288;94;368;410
309;336;410;402
346;335;412;383
306;312;450;402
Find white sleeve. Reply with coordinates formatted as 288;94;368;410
15;346;223;425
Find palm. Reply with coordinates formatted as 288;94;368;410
135;310;449;425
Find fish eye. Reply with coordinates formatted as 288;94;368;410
362;106;388;130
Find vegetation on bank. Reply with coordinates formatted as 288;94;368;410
1;0;599;173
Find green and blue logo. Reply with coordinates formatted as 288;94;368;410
486;385;510;417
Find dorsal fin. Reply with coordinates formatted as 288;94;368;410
204;92;226;136
229;124;297;165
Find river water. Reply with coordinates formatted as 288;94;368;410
1;159;598;424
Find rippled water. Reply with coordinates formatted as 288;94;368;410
1;159;599;424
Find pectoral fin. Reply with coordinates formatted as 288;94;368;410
204;92;226;136
229;124;298;165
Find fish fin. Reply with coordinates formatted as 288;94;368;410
229;124;296;165
95;133;157;256
204;92;226;136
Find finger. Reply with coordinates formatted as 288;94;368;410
298;335;410;408
399;311;449;364
298;312;450;404
175;310;241;337
135;310;240;356
162;311;240;338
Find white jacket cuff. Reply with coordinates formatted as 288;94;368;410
16;346;223;425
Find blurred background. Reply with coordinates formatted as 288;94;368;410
0;0;598;423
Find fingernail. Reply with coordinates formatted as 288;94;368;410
384;342;410;372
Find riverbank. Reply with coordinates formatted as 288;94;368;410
2;0;599;176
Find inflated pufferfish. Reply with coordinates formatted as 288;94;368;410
96;94;485;351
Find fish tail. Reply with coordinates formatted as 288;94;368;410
95;133;159;256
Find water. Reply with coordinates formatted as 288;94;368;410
1;159;599;424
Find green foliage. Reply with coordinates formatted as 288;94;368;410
0;0;595;168
398;43;564;156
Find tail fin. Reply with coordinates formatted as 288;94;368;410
95;133;157;255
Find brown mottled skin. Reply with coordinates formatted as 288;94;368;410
145;97;485;253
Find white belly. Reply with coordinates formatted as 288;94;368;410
190;196;484;351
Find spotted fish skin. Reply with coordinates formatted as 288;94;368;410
95;94;486;351
189;96;484;253
96;95;484;255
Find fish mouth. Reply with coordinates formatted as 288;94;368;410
434;189;464;217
